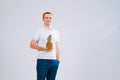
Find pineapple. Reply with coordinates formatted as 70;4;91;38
46;34;53;50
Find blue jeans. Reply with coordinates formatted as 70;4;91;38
36;59;59;80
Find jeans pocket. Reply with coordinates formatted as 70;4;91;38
56;60;60;64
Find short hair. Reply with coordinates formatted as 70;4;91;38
42;12;53;19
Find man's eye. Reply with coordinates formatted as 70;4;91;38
45;17;48;19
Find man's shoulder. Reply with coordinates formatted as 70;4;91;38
52;28;59;32
36;27;44;32
52;28;59;36
53;28;59;34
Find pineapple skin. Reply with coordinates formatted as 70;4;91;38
46;34;53;50
46;42;53;50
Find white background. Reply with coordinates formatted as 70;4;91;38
0;0;120;80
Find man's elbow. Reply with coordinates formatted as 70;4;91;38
30;44;32;48
30;42;34;49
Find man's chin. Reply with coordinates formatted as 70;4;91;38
47;23;51;25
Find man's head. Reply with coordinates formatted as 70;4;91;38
42;12;53;26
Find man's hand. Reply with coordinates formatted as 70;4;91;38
30;40;53;53
39;47;53;52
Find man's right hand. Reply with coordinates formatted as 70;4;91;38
30;40;53;52
42;47;53;52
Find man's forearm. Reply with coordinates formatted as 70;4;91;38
32;44;44;51
56;52;60;61
30;40;44;51
56;42;60;61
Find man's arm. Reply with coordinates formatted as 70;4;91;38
30;40;45;51
56;42;60;61
30;40;53;52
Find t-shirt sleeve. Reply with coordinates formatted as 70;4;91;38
56;31;60;42
32;29;40;41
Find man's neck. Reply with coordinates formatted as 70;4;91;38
44;24;52;29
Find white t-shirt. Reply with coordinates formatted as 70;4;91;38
32;26;60;59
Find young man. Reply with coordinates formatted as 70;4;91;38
30;12;60;80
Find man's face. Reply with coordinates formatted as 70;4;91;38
43;14;52;26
